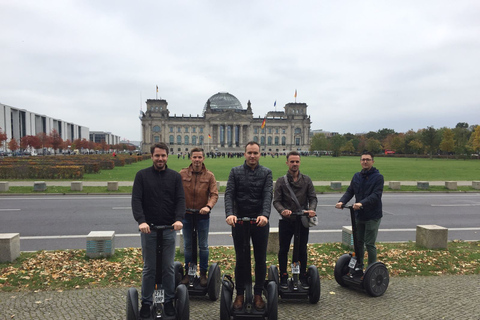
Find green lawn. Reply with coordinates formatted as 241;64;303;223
79;155;480;182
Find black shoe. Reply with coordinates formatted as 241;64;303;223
140;303;151;318
164;301;175;316
280;273;288;290
300;277;310;290
353;267;364;277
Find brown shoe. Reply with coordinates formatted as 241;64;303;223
254;294;265;311
200;270;208;287
233;294;244;310
180;273;189;285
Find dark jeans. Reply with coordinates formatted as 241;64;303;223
141;230;176;304
232;221;269;296
278;219;309;277
355;218;381;267
182;215;210;272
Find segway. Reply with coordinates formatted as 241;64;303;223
334;205;389;297
178;209;221;301
220;217;278;320
268;211;320;304
127;224;190;320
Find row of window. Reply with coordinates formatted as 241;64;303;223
153;125;302;135
152;135;301;146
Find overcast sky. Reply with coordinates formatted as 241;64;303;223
1;0;480;142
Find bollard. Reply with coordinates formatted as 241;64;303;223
389;181;401;190
266;227;279;254
0;233;20;263
330;181;342;191
107;181;119;191
445;181;457;190
86;231;115;258
416;225;448;249
0;181;9;192
472;181;480;190
417;182;429;190
342;226;354;249
71;181;83;191
34;181;47;192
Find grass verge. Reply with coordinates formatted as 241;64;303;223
1;241;478;292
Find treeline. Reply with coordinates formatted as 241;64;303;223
0;129;135;154
310;122;480;158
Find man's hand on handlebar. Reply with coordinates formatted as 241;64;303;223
200;206;210;215
335;202;343;209
172;221;183;231
281;209;292;217
138;222;151;234
305;210;316;218
256;215;268;227
226;215;237;227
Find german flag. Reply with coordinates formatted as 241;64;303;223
208;134;212;139
261;118;266;129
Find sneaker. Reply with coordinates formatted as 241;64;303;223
140;302;151;319
353;267;364;277
164;301;175;317
280;273;288;290
300;277;310;290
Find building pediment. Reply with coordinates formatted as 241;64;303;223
207;110;252;122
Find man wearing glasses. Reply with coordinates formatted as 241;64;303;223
335;151;384;276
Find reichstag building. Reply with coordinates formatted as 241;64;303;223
139;92;312;154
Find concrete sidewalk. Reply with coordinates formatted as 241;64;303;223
5;180;477;187
1;275;478;319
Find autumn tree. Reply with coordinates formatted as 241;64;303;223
439;128;455;158
37;132;51;151
468;125;480;156
0;128;7;151
8;138;19;154
365;138;383;154
408;139;423;156
421;126;441;158
309;133;329;152
340;140;355;154
49;129;63;155
329;134;346;157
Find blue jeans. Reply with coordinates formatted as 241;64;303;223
141;229;176;304
182;216;210;272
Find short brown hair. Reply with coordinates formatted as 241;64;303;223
286;151;300;160
190;147;204;157
245;141;260;152
150;142;169;155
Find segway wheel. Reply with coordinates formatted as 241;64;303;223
207;263;221;301
267;265;279;285
307;266;321;304
175;284;190;320
363;262;389;297
174;261;184;288
266;281;278;320
220;276;234;320
334;254;351;287
126;287;139;320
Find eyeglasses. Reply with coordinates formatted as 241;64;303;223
361;158;372;162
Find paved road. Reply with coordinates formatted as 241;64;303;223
1;192;479;251
1;275;479;319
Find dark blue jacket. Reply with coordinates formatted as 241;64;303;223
225;162;273;219
339;167;384;221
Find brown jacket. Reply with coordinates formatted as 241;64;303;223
180;163;218;215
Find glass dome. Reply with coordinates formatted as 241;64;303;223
203;92;243;114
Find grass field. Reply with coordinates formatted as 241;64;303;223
78;155;480;182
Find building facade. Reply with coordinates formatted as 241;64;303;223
139;92;312;154
90;131;121;146
1;102;89;147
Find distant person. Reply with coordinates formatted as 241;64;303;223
225;141;272;311
335;151;384;275
273;151;317;289
179;147;219;286
131;142;186;318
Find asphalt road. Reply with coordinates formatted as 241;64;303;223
1;193;479;251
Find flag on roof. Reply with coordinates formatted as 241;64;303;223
261;118;266;129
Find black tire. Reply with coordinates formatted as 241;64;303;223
307;266;321;304
175;284;190;320
126;287;139;320
174;261;184;288
267;265;279;285
334;254;351;287
220;276;233;320
207;263;221;301
363;262;389;297
266;281;278;320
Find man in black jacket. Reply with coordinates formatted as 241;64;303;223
273;151;317;290
132;142;186;318
335;151;383;274
225;141;272;311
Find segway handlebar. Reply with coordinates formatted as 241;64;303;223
186;208;200;214
290;210;310;216
235;216;258;224
149;224;175;231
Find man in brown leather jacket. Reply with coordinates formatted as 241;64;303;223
179;147;218;286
